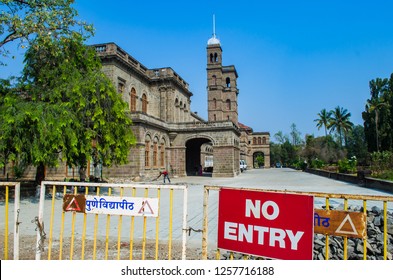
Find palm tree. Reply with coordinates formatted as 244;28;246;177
329;106;353;147
366;97;387;152
314;109;332;137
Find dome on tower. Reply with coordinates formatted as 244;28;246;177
207;34;220;45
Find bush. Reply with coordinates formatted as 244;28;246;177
375;170;393;181
310;158;325;169
370;151;393;174
291;159;308;170
338;156;357;174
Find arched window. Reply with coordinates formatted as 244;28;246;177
160;143;165;167
258;137;262;145
145;141;150;167
226;99;231;110
153;141;158;167
214;53;218;62
210;53;214;63
212;75;217;85
142;93;148;113
253;138;256;145
213;114;216;121
262;137;267;144
130;87;137;112
213;98;217;109
226;77;231;87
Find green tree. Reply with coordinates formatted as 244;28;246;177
281;140;297;166
0;92;79;178
269;142;281;166
363;77;392;152
0;0;93;62
290;123;303;146
301;134;344;165
329;106;353;147
314;108;332;137
389;74;393;150
346;125;368;165
0;34;136;182
274;131;289;145
254;153;264;168
366;97;387;152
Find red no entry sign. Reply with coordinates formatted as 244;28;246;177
217;188;314;260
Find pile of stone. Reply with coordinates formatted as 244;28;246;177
314;205;393;260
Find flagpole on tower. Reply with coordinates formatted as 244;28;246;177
213;14;216;37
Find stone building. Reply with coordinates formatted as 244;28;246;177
1;32;270;181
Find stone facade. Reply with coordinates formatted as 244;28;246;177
1;35;270;181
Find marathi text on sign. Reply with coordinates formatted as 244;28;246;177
85;195;159;217
63;194;159;217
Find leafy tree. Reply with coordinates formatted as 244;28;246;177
254;153;264;168
281;140;297;166
301;134;344;165
269;142;282;166
366;97;387;152
0;92;79;178
363;76;392;152
274;131;289;145
345;125;368;165
270;139;298;167
329;106;353;147
0;0;93;63
0;33;136;181
314;108;332;137
290;123;303;146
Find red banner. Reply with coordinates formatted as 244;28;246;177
217;188;314;260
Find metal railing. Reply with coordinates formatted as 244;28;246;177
35;181;188;260
0;182;21;260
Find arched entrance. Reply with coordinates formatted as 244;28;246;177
253;151;265;168
185;138;212;176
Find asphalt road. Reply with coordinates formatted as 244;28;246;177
171;167;393;196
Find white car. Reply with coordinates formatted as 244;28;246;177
240;160;247;172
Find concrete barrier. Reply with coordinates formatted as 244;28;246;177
305;168;393;194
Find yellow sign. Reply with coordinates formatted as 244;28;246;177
314;209;366;238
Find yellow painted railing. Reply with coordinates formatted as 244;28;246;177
36;181;188;260
0;182;21;260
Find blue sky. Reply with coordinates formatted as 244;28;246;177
2;0;393;140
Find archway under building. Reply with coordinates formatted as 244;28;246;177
253;151;265;168
185;138;213;176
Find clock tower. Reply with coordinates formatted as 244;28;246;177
206;17;239;126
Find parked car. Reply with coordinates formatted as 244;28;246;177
240;160;247;172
